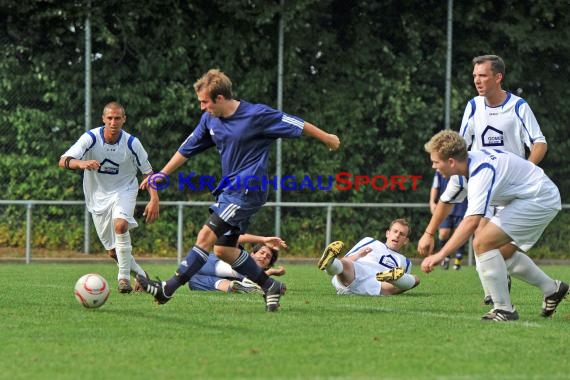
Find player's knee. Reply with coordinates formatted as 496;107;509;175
195;226;218;249
204;214;234;237
215;233;240;248
113;219;129;234
472;236;495;254
439;229;451;240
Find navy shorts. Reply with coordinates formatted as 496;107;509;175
209;189;268;234
188;274;219;291
439;215;463;229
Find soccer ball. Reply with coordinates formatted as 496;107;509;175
74;273;110;308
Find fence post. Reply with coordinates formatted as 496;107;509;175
177;203;184;264
326;204;333;246
84;207;90;254
26;202;33;264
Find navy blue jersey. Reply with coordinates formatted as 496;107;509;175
178;100;304;195
432;172;468;217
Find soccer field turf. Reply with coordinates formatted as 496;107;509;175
1;262;569;380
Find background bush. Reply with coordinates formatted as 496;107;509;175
2;1;569;258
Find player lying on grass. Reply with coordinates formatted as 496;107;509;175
421;130;568;322
318;218;420;296
189;234;286;293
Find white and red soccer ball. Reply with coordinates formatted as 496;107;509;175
74;273;110;308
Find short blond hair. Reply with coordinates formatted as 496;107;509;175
424;130;468;161
193;69;233;101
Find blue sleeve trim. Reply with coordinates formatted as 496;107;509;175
127;135;142;166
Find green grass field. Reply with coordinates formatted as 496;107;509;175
1;262;569;380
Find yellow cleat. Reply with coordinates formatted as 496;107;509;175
318;241;345;270
376;267;405;282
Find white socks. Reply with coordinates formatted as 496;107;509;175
505;251;557;296
326;259;343;276
393;273;416;290
477;249;513;312
475;256;492;298
115;231;144;280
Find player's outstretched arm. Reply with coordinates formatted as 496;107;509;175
302;121;340;151
421;215;480;273
238;234;287;250
266;266;286;276
417;201;454;257
345;246;373;262
141;172;160;224
160;151;189;176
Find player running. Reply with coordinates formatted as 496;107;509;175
59;102;159;293
137;69;340;311
422;130;568;321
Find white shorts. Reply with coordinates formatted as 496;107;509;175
491;191;560;252
91;193;138;250
331;261;383;296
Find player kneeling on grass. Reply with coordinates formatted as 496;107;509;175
318;218;420;296
189;235;286;294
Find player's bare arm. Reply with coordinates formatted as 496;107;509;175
59;156;100;171
140;151;188;191
417;201;454;257
141;172;160;224
421;215;481;273
301;121;340;150
266;266;286;276
429;187;438;214
160;151;188;176
527;142;547;165
345;246;373;262
237;234;287;250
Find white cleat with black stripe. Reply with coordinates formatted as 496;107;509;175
135;274;172;305
231;278;263;294
481;308;519;322
541;280;569;317
264;280;286;312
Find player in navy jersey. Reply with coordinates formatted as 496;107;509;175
429;172;467;270
59;102;159;293
317;219;420;296
422;130;567;321
137;69;340;311
190;242;284;293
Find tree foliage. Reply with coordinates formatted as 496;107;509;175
1;0;569;254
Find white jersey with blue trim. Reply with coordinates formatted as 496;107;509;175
459;92;546;158
443;92;545;205
345;237;412;274
439;175;468;204
464;149;560;218
61;127;152;213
